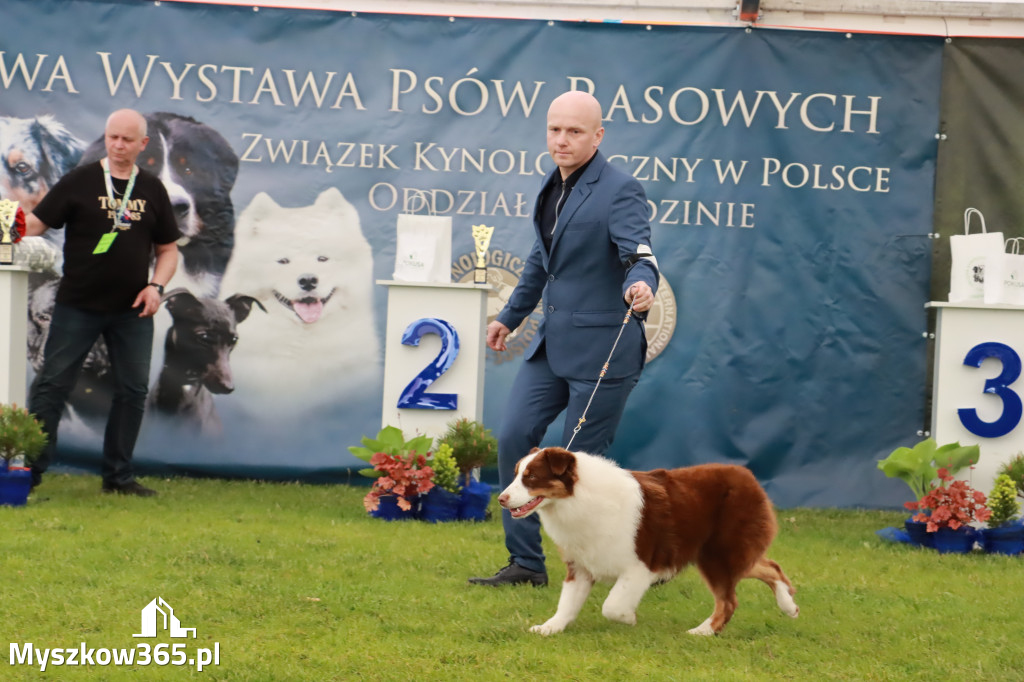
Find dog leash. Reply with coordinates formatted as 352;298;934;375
564;307;634;451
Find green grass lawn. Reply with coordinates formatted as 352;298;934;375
2;473;1022;681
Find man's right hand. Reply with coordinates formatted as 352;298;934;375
486;320;512;352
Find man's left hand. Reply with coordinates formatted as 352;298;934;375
625;282;654;312
133;285;163;317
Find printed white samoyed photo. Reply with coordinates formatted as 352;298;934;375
218;187;381;420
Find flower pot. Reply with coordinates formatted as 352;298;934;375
904;517;935;548
419;487;461;523
932;526;979;554
369;494;418;521
981;520;1024;556
458;478;492;522
0;466;33;507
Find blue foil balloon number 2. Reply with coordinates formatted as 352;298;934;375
958;341;1023;438
396;317;459;410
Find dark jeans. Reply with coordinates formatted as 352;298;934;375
497;345;641;574
29;303;153;486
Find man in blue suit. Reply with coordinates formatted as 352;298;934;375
469;90;659;587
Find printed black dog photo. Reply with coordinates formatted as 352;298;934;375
148;288;265;436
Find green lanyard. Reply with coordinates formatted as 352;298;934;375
94;158;138;254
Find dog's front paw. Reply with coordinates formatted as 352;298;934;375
529;619;567;636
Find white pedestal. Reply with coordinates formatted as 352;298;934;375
0;265;30;406
929;301;1024;494
378;280;490;442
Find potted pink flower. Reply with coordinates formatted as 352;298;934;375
349;425;436;520
905;468;990;553
877;439;980;547
362;451;435;520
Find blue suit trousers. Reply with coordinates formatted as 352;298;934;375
497;345;641;574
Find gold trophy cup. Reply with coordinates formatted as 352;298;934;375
471;224;494;284
0;199;19;266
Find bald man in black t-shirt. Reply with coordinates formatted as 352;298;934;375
24;109;179;497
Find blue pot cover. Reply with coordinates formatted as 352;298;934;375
982;520;1024;556
458;479;492;522
420;487;461;523
0;468;33;507
932;526;979;554
369;494;417;521
904;517;935;548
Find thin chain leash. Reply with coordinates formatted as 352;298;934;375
564;307;634;451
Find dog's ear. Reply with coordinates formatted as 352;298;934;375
31;116;83;180
528;447;540;454
225;294;267;323
236;193;281;236
544;447;576;477
162;288;200;317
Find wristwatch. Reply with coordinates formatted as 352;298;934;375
148;282;165;295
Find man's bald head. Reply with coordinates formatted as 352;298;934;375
106;109;147;138
548;90;603;129
546;91;604;179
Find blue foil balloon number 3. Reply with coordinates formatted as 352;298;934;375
958;341;1023;438
396;317;459;410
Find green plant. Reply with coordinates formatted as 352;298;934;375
0;403;47;465
906;468;991;532
986;473;1021;528
877;438;980;501
997;452;1024;498
435;418;497;482
429;443;461;494
347;425;433;478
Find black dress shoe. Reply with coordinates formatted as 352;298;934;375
102;480;158;497
468;561;547;587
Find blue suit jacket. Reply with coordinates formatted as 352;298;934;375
496;150;659;380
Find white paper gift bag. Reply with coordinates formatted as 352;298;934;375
949;207;1004;303
393;214;452;283
984;237;1024;306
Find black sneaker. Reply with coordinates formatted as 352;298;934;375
102;480;158;497
468;561;547;587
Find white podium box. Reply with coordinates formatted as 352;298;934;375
377;280;490;442
0;265;30;406
929;301;1024;494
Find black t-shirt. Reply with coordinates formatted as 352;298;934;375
33;161;180;313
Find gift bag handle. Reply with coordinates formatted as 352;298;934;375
964;207;987;235
1006;237;1024;255
405;190;438;216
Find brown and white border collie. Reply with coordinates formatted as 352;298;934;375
499;447;799;636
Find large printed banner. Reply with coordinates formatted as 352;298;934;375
0;0;943;507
